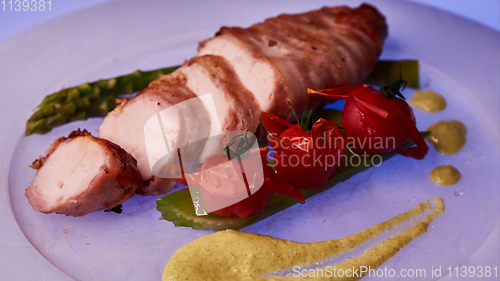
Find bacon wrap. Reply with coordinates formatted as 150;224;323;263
99;4;388;195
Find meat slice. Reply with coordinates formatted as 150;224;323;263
198;31;291;119
99;72;210;195
100;55;260;196
198;4;387;119
182;55;260;132
25;129;142;217
180;55;261;161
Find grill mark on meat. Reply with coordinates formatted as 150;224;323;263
268;14;349;86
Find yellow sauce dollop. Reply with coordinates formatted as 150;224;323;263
162;198;445;281
409;90;447;112
426;120;467;154
430;165;461;185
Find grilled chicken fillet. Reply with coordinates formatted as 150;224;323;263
98;4;387;196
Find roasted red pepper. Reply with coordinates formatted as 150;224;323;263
262;112;346;190
308;81;428;159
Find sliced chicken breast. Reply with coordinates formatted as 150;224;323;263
198;31;291;119
198;4;387;119
97;4;387;196
182;55;260;132
99;72;211;195
180;55;261;161
26;129;142;217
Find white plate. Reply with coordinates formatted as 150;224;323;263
1;0;499;280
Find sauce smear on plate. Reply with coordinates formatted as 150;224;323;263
426;120;467;154
162;198;444;280
410;90;446;112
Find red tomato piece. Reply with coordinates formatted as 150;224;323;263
262;112;346;190
179;147;304;218
308;84;428;159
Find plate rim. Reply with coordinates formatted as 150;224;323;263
0;0;498;279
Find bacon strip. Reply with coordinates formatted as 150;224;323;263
97;4;387;196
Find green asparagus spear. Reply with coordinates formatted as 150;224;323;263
25;66;180;135
156;150;395;231
156;130;430;231
363;60;419;89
